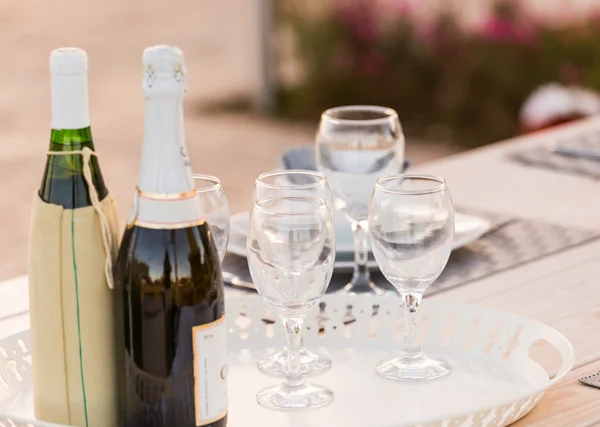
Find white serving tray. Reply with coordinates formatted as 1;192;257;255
0;294;573;427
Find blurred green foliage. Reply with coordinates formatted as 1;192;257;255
275;0;600;147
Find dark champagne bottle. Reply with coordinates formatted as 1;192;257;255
115;45;227;427
40;48;107;208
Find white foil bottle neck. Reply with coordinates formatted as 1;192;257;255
50;47;90;130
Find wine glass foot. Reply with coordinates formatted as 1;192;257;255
376;355;450;381
257;382;334;411
258;348;332;377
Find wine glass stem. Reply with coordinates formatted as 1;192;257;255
283;337;307;357
402;293;424;359
350;219;372;290
283;318;305;387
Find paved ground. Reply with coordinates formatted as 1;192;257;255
0;0;459;281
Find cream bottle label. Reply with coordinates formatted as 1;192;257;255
133;189;204;229
193;316;228;426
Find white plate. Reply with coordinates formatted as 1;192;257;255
228;211;491;270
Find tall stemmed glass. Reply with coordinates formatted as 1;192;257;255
253;170;333;377
193;174;230;262
316;106;405;294
369;175;454;380
247;196;336;410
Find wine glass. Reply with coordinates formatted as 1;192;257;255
316;105;405;294
253;170;333;377
193;174;230;262
254;170;333;210
368;175;454;380
247;196;336;410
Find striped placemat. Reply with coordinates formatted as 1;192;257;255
223;214;598;296
512;127;600;179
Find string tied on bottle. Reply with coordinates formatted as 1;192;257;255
46;147;115;289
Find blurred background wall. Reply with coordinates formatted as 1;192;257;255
0;0;309;279
2;0;600;280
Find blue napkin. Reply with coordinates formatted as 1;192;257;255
281;146;410;172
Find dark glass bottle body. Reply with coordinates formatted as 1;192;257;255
39;127;108;208
115;221;227;427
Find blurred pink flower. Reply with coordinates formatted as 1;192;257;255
359;51;386;76
376;0;414;17
415;21;439;45
333;0;380;43
355;20;379;43
332;44;354;72
479;16;537;44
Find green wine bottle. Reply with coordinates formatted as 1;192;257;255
39;48;107;208
29;47;122;427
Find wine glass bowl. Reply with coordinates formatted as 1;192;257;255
249;197;333;307
193;174;230;262
369;174;454;381
247;196;336;410
316;105;405;294
316;106;404;222
254;170;334;212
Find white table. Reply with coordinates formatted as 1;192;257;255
420;117;600;426
3;117;600;426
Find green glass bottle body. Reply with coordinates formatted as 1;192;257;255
39;127;108;209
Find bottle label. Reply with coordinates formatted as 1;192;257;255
134;188;204;229
193;316;228;426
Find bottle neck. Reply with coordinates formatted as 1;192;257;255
132;93;202;229
50;127;94;148
41;126;108;208
138;95;194;194
51;72;90;130
41;71;107;208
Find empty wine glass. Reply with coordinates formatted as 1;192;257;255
253;170;333;377
368;175;454;380
247;196;335;410
254;170;334;210
316;105;405;294
193;174;230;262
